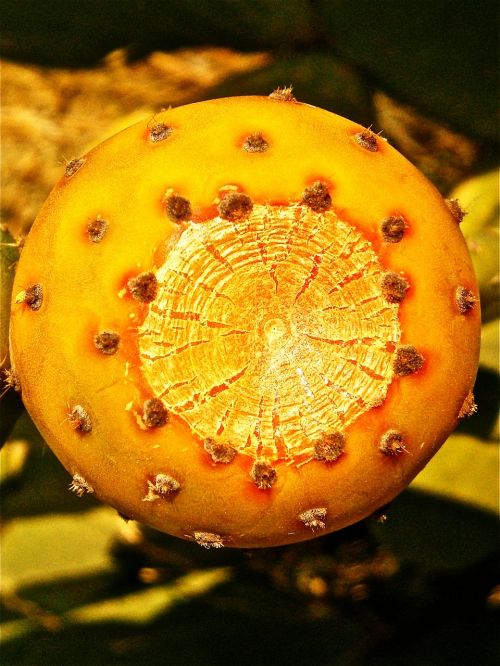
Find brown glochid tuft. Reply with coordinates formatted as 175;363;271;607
165;194;192;223
380;272;410;304
94;330;120;355
68;405;92;433
65;157;85;177
69;473;94;497
379;430;406;456
194;531;225;549
456;286;477;314
445;198;467;224
127;272;158;303
299;507;327;530
353;128;378;152
203;438;237;464
143;473;180;501
242;133;269;153
17;284;43;311
313;432;345;462
458;391;477;418
3;368;21;393
269;86;296;102
218;192;253;221
381;215;406;243
393;345;425;376
250;459;277;490
142;398;169;428
149;122;172;143
301;181;332;212
87;217;109;243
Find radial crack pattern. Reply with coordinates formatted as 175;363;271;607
139;204;401;462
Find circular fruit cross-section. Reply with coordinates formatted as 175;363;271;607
9;95;480;548
140;203;400;462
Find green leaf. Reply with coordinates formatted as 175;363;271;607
411;433;499;514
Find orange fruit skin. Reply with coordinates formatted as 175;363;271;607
10;96;480;548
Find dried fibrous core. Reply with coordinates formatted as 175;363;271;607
301;181;332;212
379;430;406;456
353;129;378;152
69;473;94;497
142;398;169;428
456;286;477;314
149;122;172;143
193;531;225;549
393;346;424;377
87;218;109;243
165;194;192;223
218;192;253;221
65;158;85;177
203;438;237;464
16;284;43;310
313;432;345;462
143;473;180;501
250;459;277;490
139;204;401;463
381;215;406;243
127;272;158;303
458;391;477;418
445;198;466;223
242;133;269;153
269;86;296;102
380;272;410;304
299;507;327;530
94;330;120;355
68;405;92;433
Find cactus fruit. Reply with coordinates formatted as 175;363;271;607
9;94;480;548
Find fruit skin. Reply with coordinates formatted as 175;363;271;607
10;96;480;548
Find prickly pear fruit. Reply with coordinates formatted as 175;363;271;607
9;94;480;548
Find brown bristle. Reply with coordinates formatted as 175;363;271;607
313;432;345;462
165;194;192;223
94;330;120;355
298;507;327;530
143;473;180;501
193;531;225;549
381;215;406;243
445;198;467;223
218;192;253;221
2;368;21;393
242;133;269;153
250;459;277;490
203;438;237;464
379;430;406;456
393;346;425;376
353;128;379;152
380;272;410;304
149;123;172;143
142;398;169;428
301;181;332;212
127;272;158;303
458;391;477;418
269;86;296;102
68;405;92;433
87;218;109;243
69;473;94;497
456;286;477;314
17;284;43;311
65;158;85;177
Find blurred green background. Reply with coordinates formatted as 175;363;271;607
1;1;499;664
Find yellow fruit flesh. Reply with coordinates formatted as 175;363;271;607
10;97;480;547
